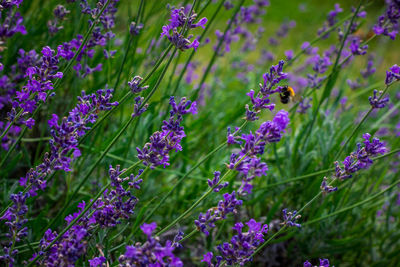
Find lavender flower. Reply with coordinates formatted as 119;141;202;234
207;171;229;192
118;222;183;266
35;165;143;266
58;0;119;76
298;97;312;114
136;96;197;168
214;1;269;55
385;64;400;85
281;208;301;228
0;192;29;266
318;3;343;38
333;133;386;181
304;258;331;267
128;75;149;94
202;219;268;266
48;5;70;34
373;0;400;40
1;89;118;265
307;54;332;89
369;89;389;109
0;1;27;42
88;256;106;267
361;56;376;78
349;37;368;55
195;191;243;236
161;7;207;51
129;21;143;36
13;46;63;127
320;177;338;193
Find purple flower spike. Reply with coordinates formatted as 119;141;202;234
282;208;301;228
128;75;149;94
161;7;207;51
304;258;331;267
119;222;182;266
385;64;400;85
334;133;387;182
136;96;196;168
349;37;368;55
207;171;229;192
369;89;389;109
320;177;338;193
373;0;400;40
203;218;268;266
195;191;242;236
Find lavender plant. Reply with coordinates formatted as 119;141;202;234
1;1;400;266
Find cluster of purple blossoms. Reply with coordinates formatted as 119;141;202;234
361;56;376;78
298;97;312;114
322;133;387;193
136;96;197;168
47;5;70;34
304;258;331;267
0;89;117;265
207;171;229;192
161;7;208;51
307;53;332;89
128;75;149;94
214;0;269;55
373;0;400;40
195;191;243;236
195;110;290;236
35;165;144;266
202;219;268;266
0;48;39;149
228;110;290;195
17;88;117;192
318;3;343;38
385;64;400;85
269;20;296;47
129;21;143;36
349;37;368;56
0;192;28;266
245;60;287;121
0;0;26;42
118;222;183;266
58;0;120;77
13;46;63;128
369;89;390;109
281;208;301;228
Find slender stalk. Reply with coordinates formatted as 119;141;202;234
303;178;400;226
334;83;392;159
156;152;249;236
191;0;245;100
43;47;179;233
80;44;174;145
300;0;364;149
171;0;224;97
130;120;248;237
113;0;145;93
28;166;150;266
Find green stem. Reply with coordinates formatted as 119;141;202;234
190;0;245;100
334;83;391;159
303;178;400;226
131;120;248;237
156;151;249;236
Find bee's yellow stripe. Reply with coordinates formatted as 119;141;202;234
287;87;295;97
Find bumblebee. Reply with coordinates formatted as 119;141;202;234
279;85;296;104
